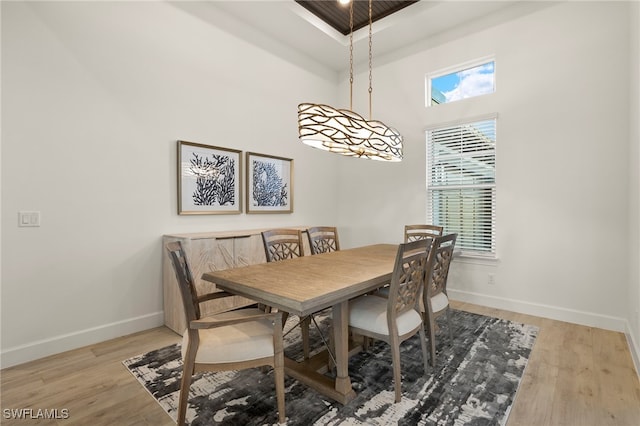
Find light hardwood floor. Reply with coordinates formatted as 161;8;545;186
1;301;639;425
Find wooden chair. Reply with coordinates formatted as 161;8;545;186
346;239;430;403
306;226;340;367
307;226;340;254
262;228;305;262
166;241;285;425
422;233;457;367
261;229;312;359
404;224;444;243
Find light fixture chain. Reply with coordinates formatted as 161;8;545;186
368;0;373;119
349;0;354;111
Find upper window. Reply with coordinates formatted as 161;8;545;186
426;116;497;257
427;60;495;106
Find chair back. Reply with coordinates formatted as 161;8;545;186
404;224;444;243
165;241;201;323
307;226;340;255
425;233;457;302
262;229;305;262
386;239;431;319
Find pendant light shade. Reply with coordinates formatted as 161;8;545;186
298;103;402;161
297;0;403;162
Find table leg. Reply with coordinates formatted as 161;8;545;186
332;301;353;396
282;302;356;404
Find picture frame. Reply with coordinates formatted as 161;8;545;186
246;152;293;214
177;140;242;215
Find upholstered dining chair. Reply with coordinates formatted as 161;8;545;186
346;239;430;403
261;228;312;359
404;224;444;243
422;233;457;367
307;226;340;254
166;241;285;425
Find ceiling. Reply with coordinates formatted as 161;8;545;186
295;1;419;35
172;1;554;76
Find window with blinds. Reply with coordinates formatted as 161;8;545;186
426;116;496;257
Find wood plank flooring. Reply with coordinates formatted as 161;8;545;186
1;302;639;425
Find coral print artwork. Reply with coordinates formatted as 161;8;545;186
246;152;293;214
178;141;242;215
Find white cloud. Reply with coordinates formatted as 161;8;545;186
444;66;495;102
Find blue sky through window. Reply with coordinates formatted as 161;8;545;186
430;61;495;105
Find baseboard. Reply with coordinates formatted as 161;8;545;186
450;288;640;380
448;289;627;332
0;311;164;369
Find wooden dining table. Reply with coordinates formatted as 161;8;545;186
201;243;398;404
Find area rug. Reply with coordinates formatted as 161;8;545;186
123;309;538;425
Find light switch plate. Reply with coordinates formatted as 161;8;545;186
18;211;40;227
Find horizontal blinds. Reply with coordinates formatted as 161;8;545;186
427;118;496;256
430;187;496;254
427;119;496;187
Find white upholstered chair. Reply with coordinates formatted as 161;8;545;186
422;233;457;366
346;239;430;403
166;241;285;425
375;224;441;297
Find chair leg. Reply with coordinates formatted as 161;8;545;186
445;307;453;343
389;335;402;403
425;313;437;367
274;356;286;424
273;313;286;425
281;311;290;329
419;325;429;374
178;349;197;426
301;315;311;360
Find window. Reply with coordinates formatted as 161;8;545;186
426;116;496;257
427;60;495;106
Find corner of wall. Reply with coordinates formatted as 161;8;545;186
626;321;640;380
629;0;640;372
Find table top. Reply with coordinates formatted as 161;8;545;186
202;244;398;316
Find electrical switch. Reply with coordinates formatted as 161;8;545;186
18;211;41;227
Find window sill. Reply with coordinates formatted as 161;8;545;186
453;251;499;266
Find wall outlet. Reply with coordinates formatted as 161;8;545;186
487;273;496;285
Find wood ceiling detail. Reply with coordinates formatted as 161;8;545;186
295;1;419;36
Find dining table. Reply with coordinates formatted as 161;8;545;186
201;243;399;404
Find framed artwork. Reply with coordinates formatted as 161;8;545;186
177;140;242;215
246;152;293;214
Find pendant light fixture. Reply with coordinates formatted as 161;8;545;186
297;0;403;162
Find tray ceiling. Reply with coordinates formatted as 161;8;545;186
295;1;419;35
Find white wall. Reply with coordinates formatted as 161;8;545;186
0;1;340;367
338;2;635;333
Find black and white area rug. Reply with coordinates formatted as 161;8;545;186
123;310;538;425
